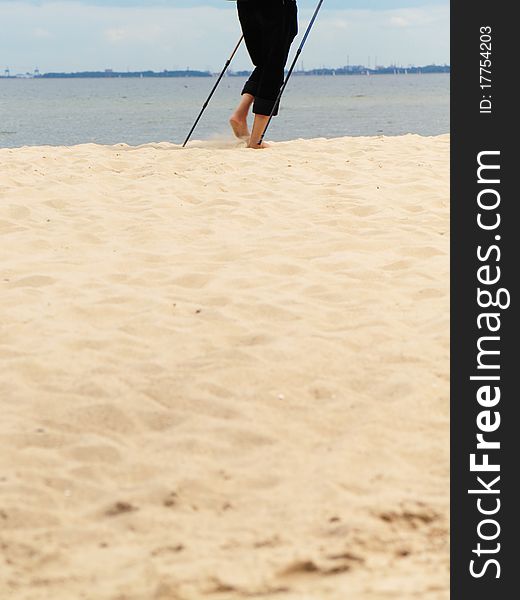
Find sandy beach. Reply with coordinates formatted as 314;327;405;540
0;135;449;599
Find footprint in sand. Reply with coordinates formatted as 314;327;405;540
350;205;379;217
382;260;413;272
10;275;55;287
7;204;31;219
399;246;444;259
172;273;211;289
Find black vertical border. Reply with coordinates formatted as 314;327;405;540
451;1;517;598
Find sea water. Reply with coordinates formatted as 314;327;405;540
0;74;449;148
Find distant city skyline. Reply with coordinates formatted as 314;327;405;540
0;0;449;74
2;63;450;79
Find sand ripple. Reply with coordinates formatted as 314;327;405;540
0;135;449;599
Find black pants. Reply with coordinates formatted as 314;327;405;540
237;0;298;116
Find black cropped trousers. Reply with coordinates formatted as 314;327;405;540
237;0;298;116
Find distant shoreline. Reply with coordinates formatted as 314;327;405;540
2;65;450;80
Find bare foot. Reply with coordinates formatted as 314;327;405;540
229;93;254;140
247;114;271;149
229;114;250;140
247;139;270;149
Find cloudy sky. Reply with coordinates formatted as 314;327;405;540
0;1;449;74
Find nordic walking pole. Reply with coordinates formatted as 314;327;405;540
259;0;325;145
182;35;244;147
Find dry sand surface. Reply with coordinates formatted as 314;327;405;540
0;135;449;600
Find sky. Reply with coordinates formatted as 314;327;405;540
0;1;449;74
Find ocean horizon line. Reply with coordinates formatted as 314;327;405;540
2;64;450;79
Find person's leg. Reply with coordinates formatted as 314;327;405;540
247;114;270;149
233;0;298;147
249;0;298;144
229;93;254;139
230;1;265;139
249;1;285;119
